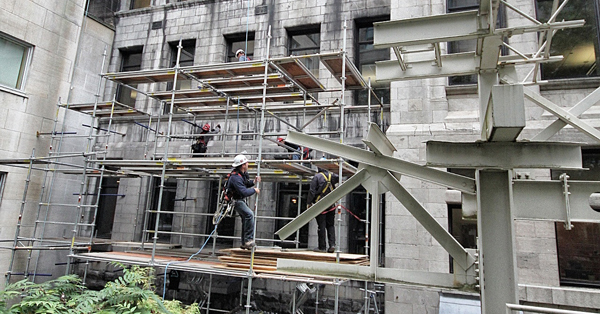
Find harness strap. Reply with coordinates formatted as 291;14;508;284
315;172;332;202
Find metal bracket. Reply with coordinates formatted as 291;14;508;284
559;173;573;230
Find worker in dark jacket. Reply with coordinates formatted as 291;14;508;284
228;154;261;249
307;168;339;253
191;123;221;157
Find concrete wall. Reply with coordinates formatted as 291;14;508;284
0;0;117;288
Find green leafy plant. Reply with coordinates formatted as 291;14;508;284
0;264;200;314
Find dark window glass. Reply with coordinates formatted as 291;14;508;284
116;47;142;106
275;182;309;248
356;17;391;105
130;0;151;9
95;177;119;239
447;0;507;85
536;0;600;79
167;40;195;91
86;0;119;26
288;26;321;76
552;148;600;287
147;178;177;243
225;32;255;62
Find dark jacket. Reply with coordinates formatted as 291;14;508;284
307;170;339;206
227;169;256;200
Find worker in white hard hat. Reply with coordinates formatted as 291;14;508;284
235;49;248;61
227;154;260;249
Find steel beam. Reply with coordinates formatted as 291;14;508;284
477;170;518;314
376;52;480;82
285;131;476;194
276;259;462;288
275;168;370;240
363;122;396;156
380;170;476;270
533;86;600;141
513;180;600;222
373;10;482;48
483;84;526;142
523;88;600;142
426;141;583;169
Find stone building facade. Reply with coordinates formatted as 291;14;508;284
1;0;600;313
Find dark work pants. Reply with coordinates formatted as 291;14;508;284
316;208;335;250
233;200;254;244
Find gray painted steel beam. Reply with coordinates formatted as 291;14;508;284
376;52;480;82
426;141;583;169
524;88;600;142
513;180;600;222
363;123;396;156
276;259;463;288
285;131;476;194
380;170;476;270
533;86;600;141
275;169;370;240
477;170;518;314
373;10;482;48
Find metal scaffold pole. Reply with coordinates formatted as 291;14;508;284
245;24;272;314
151;39;183;264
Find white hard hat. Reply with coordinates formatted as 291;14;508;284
235;49;245;56
232;154;248;167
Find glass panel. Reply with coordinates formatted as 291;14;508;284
117;49;142;105
289;31;320;76
537;0;600;79
357;23;390;104
131;0;151;9
169;41;195;90
448;0;480;9
0;37;27;89
552;148;600;287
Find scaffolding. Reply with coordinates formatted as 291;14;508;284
0;22;388;314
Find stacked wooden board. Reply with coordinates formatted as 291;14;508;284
217;247;369;272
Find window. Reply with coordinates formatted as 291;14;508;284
86;0;119;27
356;17;390;105
0;32;33;91
147;178;177;243
116;47;143;106
225;32;255;62
0;172;6;206
536;0;600;80
275;182;309;248
95;177;120;239
552;148;600;287
446;0;507;85
288;25;321;76
130;0;151;9
168;40;195;90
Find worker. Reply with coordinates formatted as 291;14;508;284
277;137;311;160
307;168;339;253
228;154;261;249
191;123;220;157
236;49;248;61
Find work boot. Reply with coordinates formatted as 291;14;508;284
240;240;256;250
327;247;335;253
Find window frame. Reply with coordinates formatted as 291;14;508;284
0;172;6;207
287;25;321;75
116;46;143;106
354;16;391;105
130;0;151;10
0;32;33;93
535;0;600;80
225;32;255;63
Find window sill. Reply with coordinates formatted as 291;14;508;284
445;84;477;96
539;77;600;91
0;85;28;99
